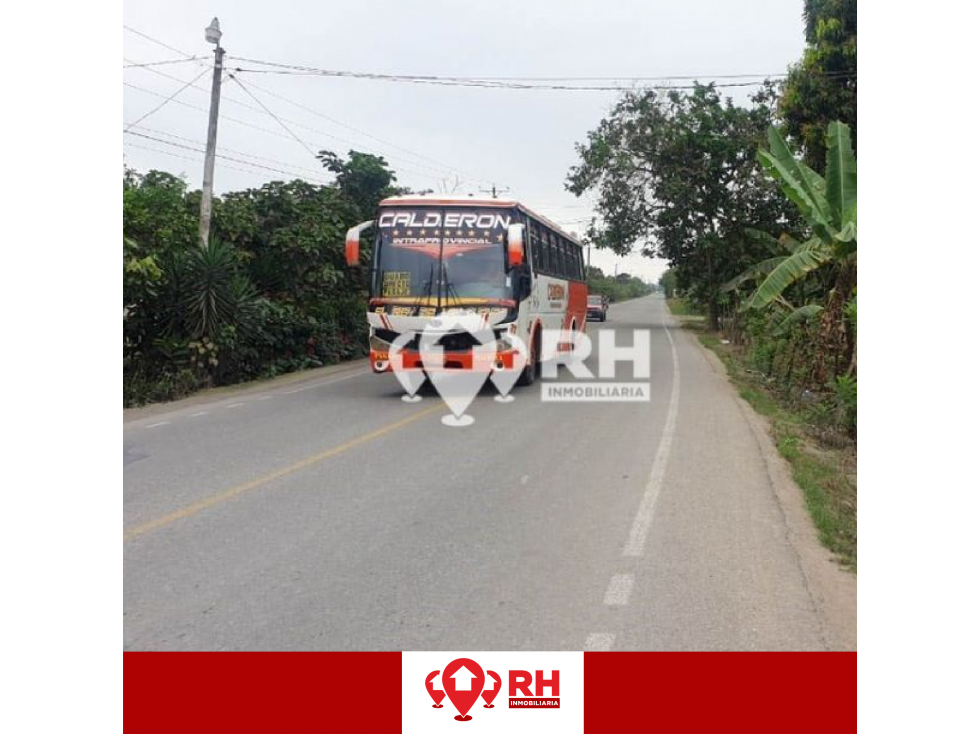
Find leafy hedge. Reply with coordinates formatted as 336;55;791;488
123;153;399;407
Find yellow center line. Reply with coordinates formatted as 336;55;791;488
124;402;445;542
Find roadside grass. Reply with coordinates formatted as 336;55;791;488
666;297;701;316
675;303;857;570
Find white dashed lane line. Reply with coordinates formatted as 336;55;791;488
145;421;170;428
280;369;368;394
583;301;681;651
190;411;209;417
622;321;679;558
584;633;615;652
226;403;245;409
603;574;634;606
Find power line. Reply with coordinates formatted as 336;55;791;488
227;74;497;185
124;67;210;131
123;79;484;182
122;95;467;186
123;57;491;183
449;70;853;82
123;57;205;69
125;140;200;164
126;124;331;178
123;24;195;59
123;27;502;185
227;74;319;159
228;56;855;91
393;73;784;82
122;23;851;89
125;66;485;181
124;140;304;183
123;129;333;183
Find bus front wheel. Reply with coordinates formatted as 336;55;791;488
517;328;540;386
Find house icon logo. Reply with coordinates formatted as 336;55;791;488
425;658;501;721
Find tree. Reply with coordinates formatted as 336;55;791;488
316;150;404;219
123;170;199;358
123;167;379;406
123;170;198;254
586;265;652;302
658;269;677;298
567;83;799;330
123;234;163;356
215;180;360;313
780;0;857;172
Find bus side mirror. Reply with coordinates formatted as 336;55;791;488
345;220;374;267
507;223;525;268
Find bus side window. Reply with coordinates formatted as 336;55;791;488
575;244;584;280
527;222;535;271
531;222;543;274
542;226;552;275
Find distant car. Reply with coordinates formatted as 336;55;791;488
587;294;608;322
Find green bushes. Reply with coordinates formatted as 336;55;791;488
586;267;652;302
123;152;396;407
733;307;856;439
831;374;857;434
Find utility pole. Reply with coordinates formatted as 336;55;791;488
479;184;510;199
198;18;224;248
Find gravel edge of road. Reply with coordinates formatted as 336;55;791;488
686;330;857;651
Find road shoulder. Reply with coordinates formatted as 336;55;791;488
123;358;369;424
681;327;857;650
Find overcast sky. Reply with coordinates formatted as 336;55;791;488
123;0;805;283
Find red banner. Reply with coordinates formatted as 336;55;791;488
125;651;855;731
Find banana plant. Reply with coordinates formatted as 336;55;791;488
734;121;856;313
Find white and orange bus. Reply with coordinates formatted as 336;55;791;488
345;195;588;386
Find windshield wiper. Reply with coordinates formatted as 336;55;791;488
420;262;435;305
441;261;463;308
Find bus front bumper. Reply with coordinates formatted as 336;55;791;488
369;348;523;374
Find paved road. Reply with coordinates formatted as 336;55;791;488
124;294;852;650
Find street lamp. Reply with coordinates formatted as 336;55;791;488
205;17;222;46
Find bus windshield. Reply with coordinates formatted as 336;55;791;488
373;206;514;303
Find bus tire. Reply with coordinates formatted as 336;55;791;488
517;326;540;386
